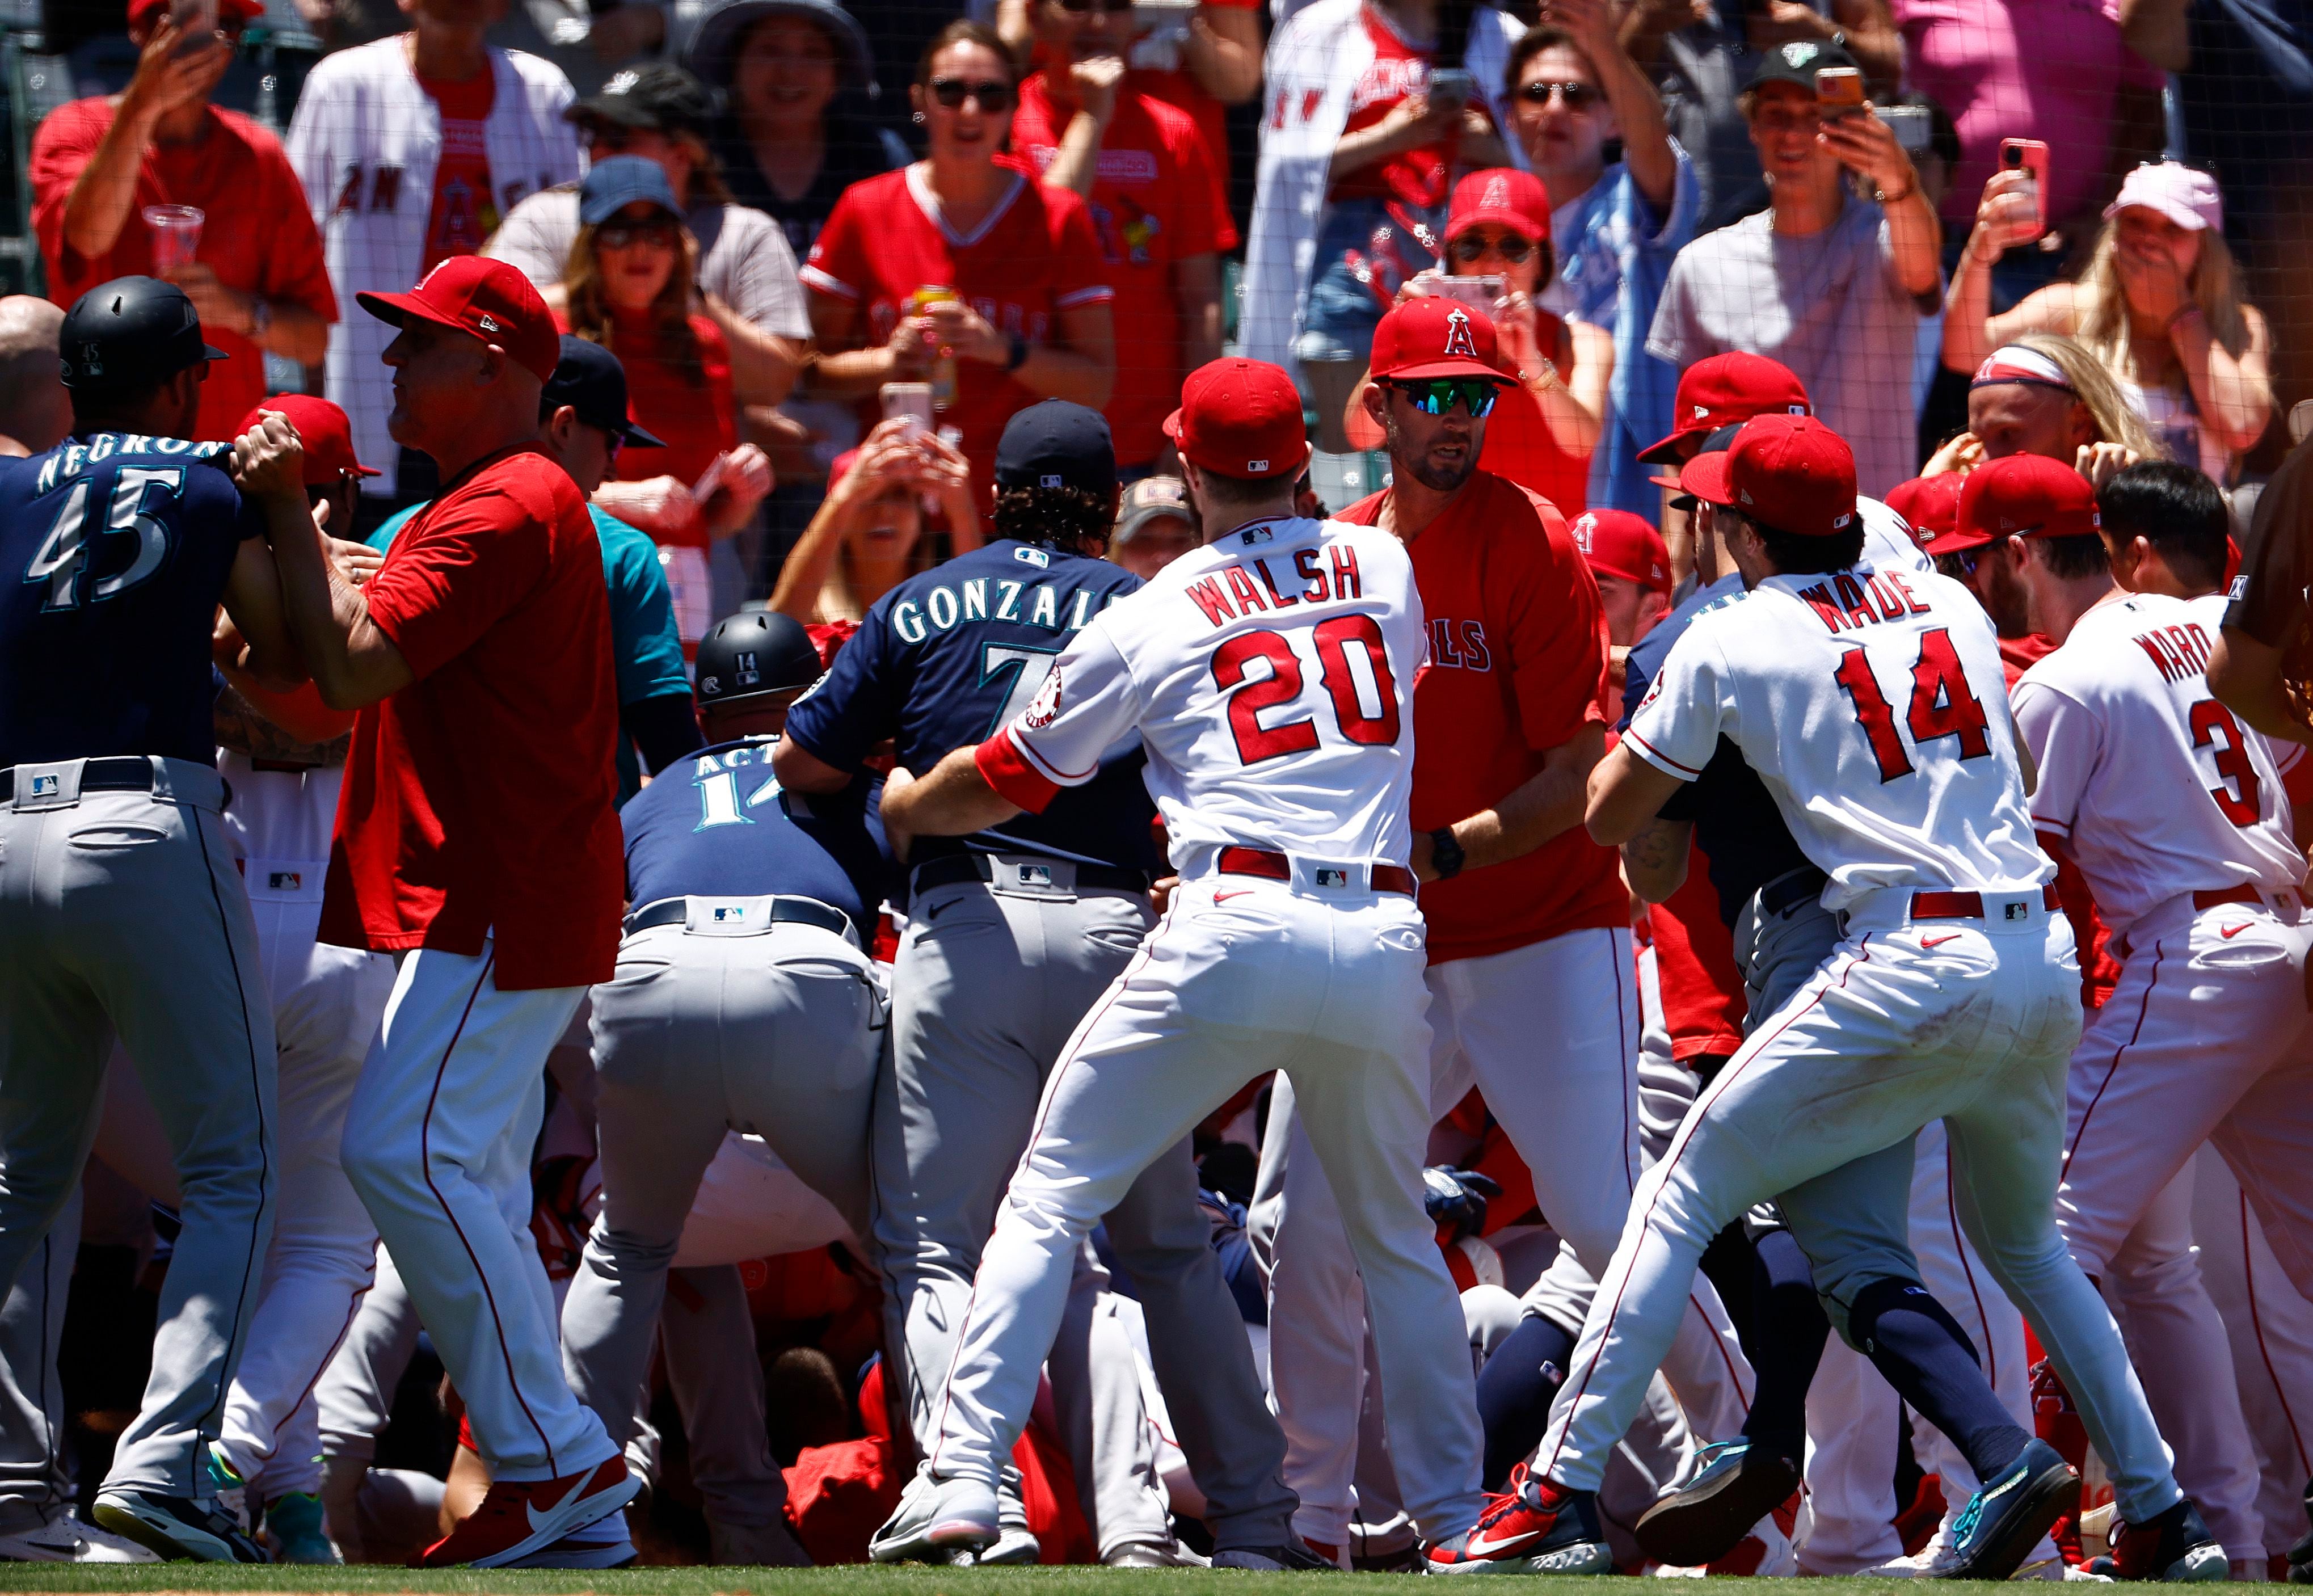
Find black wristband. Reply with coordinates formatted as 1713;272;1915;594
1005;331;1029;372
1429;826;1466;881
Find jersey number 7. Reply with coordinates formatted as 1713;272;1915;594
1833;627;1993;783
1212;616;1401;765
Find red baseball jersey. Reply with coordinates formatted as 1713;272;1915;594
1329;7;1489;211
803;166;1112;503
1645;837;1747;1062
1338;471;1623;962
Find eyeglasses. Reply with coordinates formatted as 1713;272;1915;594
927;77;1016;110
1450;233;1536;265
1390;378;1501;418
596;219;680;250
1939;549;1979;576
1518;79;1600;110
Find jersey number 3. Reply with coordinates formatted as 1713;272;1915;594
24;468;183;611
1834;628;1993;783
1211;617;1400;765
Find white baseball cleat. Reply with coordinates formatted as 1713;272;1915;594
868;1466;1000;1564
0;1507;162;1564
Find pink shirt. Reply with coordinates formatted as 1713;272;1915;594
1894;0;2163;231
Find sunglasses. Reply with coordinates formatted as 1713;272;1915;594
927;77;1015;110
597;219;680;250
1450;233;1536;265
1518;79;1601;110
1390;378;1501;418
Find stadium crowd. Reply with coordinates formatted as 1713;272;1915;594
5;0;2313;1576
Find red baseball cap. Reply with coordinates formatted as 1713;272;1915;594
356;256;561;385
1570;509;1671;592
1680;414;1857;538
1368;296;1511;384
1445;169;1550;244
1638;353;1813;465
128;0;264;28
1950;453;2101;554
1164;358;1309;481
1884;473;1964;552
235;394;380;485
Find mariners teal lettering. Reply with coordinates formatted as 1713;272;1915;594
928;586;959;629
996;580;1025;620
963;578;989;620
1070;590;1094;629
1032;585;1060;628
893;600;928;643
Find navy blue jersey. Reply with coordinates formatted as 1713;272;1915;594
0;433;264;769
781;540;1160;872
1622;571;1815;928
622;738;884;938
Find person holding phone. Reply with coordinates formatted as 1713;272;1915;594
1942;162;2272;485
766;417;982;626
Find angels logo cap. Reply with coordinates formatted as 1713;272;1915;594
1637;352;1813;464
1572;508;1672;593
356;255;561;385
1444;167;1550;244
1680;413;1857;537
235;394;380;484
1164;358;1309;481
1369;296;1511;384
1952;452;2100;552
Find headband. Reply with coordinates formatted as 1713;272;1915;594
1970;344;2075;393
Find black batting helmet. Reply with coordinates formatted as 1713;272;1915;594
696;610;822;706
59;276;226;390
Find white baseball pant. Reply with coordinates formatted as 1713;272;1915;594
340;944;616;1483
926;874;1488;1543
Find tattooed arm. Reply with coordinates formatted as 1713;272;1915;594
213;679;351;768
1620;815;1693;904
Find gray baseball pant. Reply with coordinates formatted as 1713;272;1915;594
0;757;277;1498
0;1186;79;1534
874;866;1296;1553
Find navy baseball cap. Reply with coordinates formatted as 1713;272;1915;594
570;65;715;138
994;400;1117;498
1747;37;1861;92
541;335;667;448
59;276;226;390
580;156;682;228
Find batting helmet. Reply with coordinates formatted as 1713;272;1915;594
59;276;226;390
696;610;822;706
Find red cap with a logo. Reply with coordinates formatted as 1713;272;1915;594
1570;509;1671;593
236;394;380;486
1949;453;2101;553
1884;473;1964;551
1369;296;1511;384
356;256;562;385
1445;169;1551;243
1680;414;1857;538
1164;358;1309;481
1638;353;1813;464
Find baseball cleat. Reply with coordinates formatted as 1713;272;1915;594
1942;1440;2081;1581
706;1515;812;1566
1425;1466;1613;1574
1104;1536;1210;1567
91;1488;269;1563
1212;1542;1346;1570
204;1442;251;1533
415;1454;638;1568
2288;1480;2312;1584
502;1512;638;1569
0;1507;162;1563
868;1466;1000;1564
1634;1438;1801;1569
2085;1498;2227;1582
260;1492;341;1565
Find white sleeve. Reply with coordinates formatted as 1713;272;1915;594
723;210;813;339
482;192;566;289
975;618;1146;811
1624;620;1735;782
2010;678;2099;839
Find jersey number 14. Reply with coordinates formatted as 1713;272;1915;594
1834;627;1993;783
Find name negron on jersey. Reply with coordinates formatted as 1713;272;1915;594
1794;569;1933;634
1183;544;1365;629
35;433;227;494
2134;618;2215;684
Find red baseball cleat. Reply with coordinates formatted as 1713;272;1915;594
1425;1465;1613;1574
415;1456;638;1569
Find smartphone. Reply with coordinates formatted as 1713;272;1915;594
1878;104;1931;157
880;382;934;441
170;0;218;48
1815;66;1866;117
1428;67;1476;113
2000;137;2051;237
1428;274;1505;315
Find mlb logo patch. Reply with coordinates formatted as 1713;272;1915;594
2004;902;2028;920
30;774;58;797
268;871;302;892
1240;525;1273;545
1016;863;1054;887
713;904;748;924
1014;546;1052;567
1315;868;1349;888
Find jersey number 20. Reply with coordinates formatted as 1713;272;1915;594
24;468;183;611
1211;617;1400;765
1833;627;1993;783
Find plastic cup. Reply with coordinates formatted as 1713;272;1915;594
143;205;204;275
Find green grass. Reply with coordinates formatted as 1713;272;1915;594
0;1570;2009;1595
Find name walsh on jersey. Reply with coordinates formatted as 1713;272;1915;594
1182;542;1367;628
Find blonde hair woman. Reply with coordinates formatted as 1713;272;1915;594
1943;162;2270;482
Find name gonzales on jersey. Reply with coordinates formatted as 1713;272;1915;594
888;550;1119;644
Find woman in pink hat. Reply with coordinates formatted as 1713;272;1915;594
1943;160;2271;483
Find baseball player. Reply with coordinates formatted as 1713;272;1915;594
1443;414;2214;1581
1991;456;2313;1574
248;256;636;1567
0;275;300;1563
773;400;1297;1568
558;609;886;1569
866;355;1489;1564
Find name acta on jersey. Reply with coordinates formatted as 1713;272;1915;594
889;559;1115;644
35;433;227;494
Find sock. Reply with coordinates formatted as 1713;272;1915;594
1849;1276;2032;1485
1737;1227;1831;1464
1474;1315;1577;1491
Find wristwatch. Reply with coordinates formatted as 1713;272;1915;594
1428;826;1466;881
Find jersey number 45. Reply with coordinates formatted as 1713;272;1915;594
24;469;183;611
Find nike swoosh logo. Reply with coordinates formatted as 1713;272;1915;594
1921;933;1961;949
527;1475;593;1533
1214;890;1254;902
2221;923;2250;939
1463;1527;1541;1559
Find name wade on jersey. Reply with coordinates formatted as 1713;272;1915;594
1793;568;1933;634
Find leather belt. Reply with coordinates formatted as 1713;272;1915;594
911;852;1152;895
1758;866;1830;919
1;756;156;801
2193;883;2264;912
623;894;852;939
1217;845;1417;897
248;758;325;773
1910;885;2062;920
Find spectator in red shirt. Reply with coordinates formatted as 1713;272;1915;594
801;20;1115;507
1010;0;1235;478
554;157;773;652
246;255;637;1568
31;0;334;442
